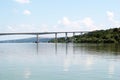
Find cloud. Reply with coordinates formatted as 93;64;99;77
15;0;30;4
81;17;98;30
107;11;114;21
14;0;31;15
5;24;35;32
62;17;71;26
58;17;80;27
5;11;120;34
82;17;94;27
106;11;120;27
5;24;51;33
23;10;31;15
4;17;101;34
57;17;98;31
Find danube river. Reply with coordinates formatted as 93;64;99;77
0;43;120;80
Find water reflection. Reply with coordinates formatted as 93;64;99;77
108;62;115;75
24;68;31;79
55;43;57;54
73;43;120;56
0;43;120;80
36;43;39;55
85;56;94;70
63;54;95;72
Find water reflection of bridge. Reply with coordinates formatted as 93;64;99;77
0;31;89;43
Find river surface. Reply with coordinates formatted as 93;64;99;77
0;43;120;80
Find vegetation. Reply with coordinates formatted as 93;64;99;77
49;37;72;43
49;28;120;43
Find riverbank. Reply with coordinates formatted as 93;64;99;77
49;28;120;43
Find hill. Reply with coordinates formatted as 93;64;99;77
74;28;120;43
0;37;52;43
49;28;120;43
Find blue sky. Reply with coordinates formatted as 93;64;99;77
0;0;120;33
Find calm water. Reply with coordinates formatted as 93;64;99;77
0;43;120;80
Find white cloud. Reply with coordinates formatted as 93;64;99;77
57;17;98;31
5;24;52;33
5;11;120;35
7;25;15;31
58;17;81;27
82;17;94;27
59;17;71;26
81;17;98;30
5;24;35;32
106;11;120;27
107;11;114;21
23;10;31;15
41;24;49;32
15;0;30;4
63;17;71;26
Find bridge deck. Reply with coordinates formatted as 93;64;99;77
0;31;89;35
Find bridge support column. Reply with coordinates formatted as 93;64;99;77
72;32;75;43
80;32;83;35
65;32;68;43
36;34;39;43
55;33;57;43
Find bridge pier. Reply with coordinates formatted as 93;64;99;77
36;34;39;43
80;32;83;35
55;33;57;43
72;32;75;42
65;32;68;43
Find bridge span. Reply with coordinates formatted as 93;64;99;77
0;31;89;43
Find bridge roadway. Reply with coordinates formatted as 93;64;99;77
0;31;89;43
0;31;89;35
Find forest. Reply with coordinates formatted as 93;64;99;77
49;28;120;43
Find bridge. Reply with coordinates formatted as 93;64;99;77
0;31;89;43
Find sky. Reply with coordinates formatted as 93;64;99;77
0;0;120;39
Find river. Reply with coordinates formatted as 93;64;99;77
0;43;120;80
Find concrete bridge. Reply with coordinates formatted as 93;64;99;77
0;31;89;43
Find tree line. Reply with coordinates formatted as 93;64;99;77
49;28;120;43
